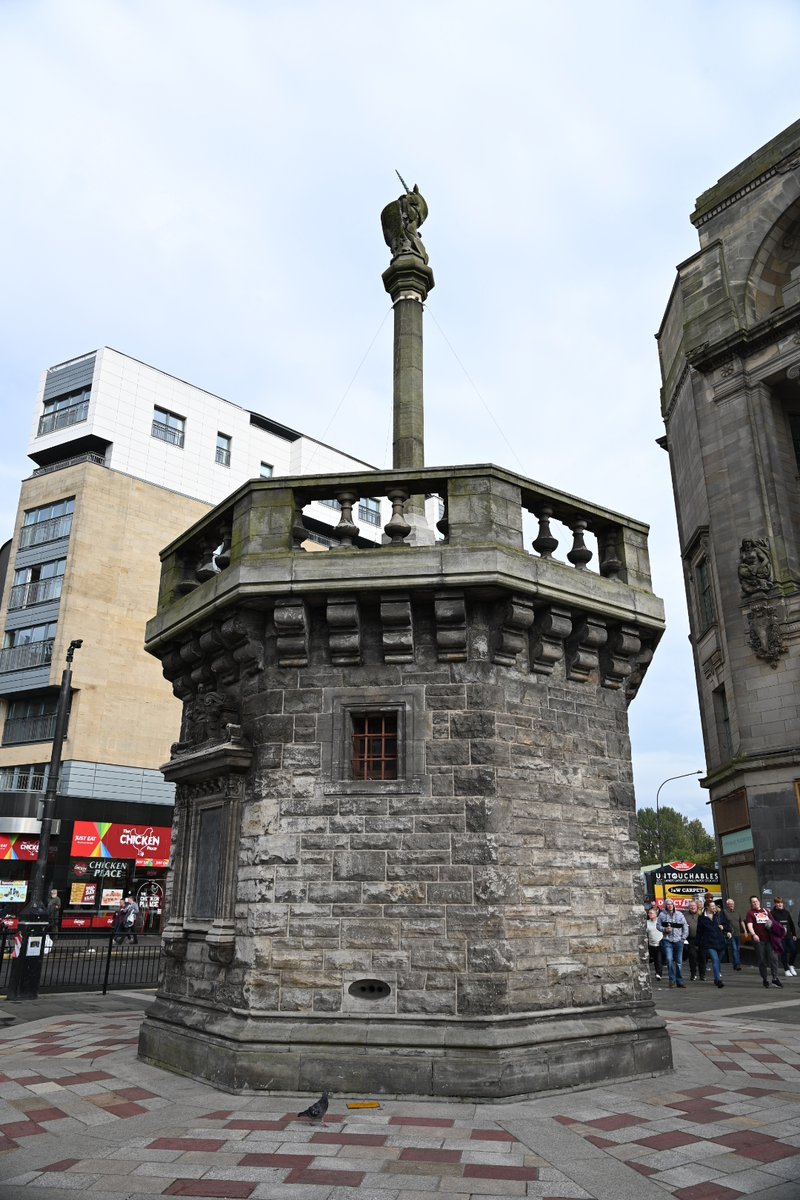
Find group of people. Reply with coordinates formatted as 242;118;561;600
646;894;798;989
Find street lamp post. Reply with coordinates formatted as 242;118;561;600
655;769;703;908
7;640;82;1001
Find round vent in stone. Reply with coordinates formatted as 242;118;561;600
348;978;391;1000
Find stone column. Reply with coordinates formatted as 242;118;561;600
382;252;436;541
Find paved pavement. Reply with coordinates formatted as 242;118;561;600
0;966;799;1199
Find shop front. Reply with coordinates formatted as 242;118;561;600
63;821;171;932
0;826;57;929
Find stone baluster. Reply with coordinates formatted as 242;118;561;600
334;491;359;548
291;504;308;549
435;494;449;540
566;518;593;570
532;506;559;559
384;488;412;545
597;528;623;580
196;532;223;583
214;522;232;571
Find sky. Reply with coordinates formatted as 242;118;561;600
1;0;798;835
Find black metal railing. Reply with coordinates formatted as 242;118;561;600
152;420;185;448
2;713;58;745
19;514;73;549
0;640;54;674
0;928;163;995
37;400;90;437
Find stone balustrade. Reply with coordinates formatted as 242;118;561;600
155;462;656;607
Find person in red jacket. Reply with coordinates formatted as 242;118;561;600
745;896;783;989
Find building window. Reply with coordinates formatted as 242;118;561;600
38;389;90;437
19;498;74;549
713;685;733;760
695;557;716;631
358;497;381;526
0;623;57;673
0;762;48;791
3;696;61;745
215;432;231;467
9;559;66;610
152;406;185;448
260;462;274;478
319;498;341;510
351;712;398;781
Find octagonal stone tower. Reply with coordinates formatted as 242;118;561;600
138;186;670;1098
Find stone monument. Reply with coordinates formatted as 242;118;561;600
138;183;670;1098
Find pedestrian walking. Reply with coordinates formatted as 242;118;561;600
771;898;798;977
723;898;744;970
645;907;663;981
120;894;140;944
656;899;688;988
697;898;731;988
745;895;783;989
683;900;706;981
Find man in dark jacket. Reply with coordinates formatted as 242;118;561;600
683;900;705;982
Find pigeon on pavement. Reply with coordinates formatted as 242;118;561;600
298;1092;329;1119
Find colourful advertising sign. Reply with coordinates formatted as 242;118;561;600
0;834;39;861
69;881;98;906
70;822;171;867
653;861;721;909
0;881;27;904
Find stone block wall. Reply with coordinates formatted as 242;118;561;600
157;593;649;1023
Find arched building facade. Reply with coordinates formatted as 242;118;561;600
658;120;800;914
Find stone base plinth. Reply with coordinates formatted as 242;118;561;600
138;999;672;1100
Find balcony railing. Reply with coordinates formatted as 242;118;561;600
32;452;106;478
152;420;184;448
2;713;58;745
8;577;63;610
215;446;231;467
0;640;54;674
18;514;73;548
37;400;89;437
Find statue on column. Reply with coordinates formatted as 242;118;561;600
381;172;429;264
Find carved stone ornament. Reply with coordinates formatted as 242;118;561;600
745;601;786;668
738;537;774;596
565;617;607;683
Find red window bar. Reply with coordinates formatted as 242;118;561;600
351;713;398;780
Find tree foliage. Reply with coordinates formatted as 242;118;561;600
637;805;715;867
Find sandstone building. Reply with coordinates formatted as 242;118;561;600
0;348;388;926
657;120;800;911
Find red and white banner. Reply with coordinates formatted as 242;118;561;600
70;821;171;867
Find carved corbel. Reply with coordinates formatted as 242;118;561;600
624;640;655;705
600;624;642;690
530;605;572;675
493;595;534;666
380;593;415;663
219;613;264;678
327;595;361;665
565;616;607;683
435;591;467;662
274;598;310;667
745;601;786;668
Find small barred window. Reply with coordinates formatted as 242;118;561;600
351;713;398;780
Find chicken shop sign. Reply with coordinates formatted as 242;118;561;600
70;821;171;867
